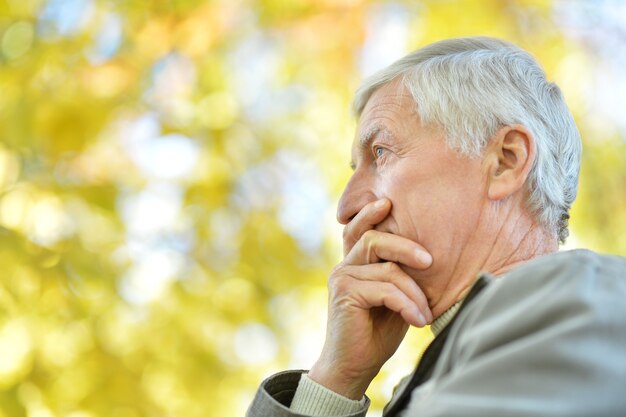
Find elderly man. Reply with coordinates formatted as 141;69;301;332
247;37;626;416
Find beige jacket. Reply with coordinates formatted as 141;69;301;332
247;250;626;416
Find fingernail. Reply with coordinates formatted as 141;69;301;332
425;310;433;323
416;312;427;327
415;249;432;265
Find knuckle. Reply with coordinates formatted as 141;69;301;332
328;273;350;295
362;229;377;243
381;285;403;307
330;262;344;275
342;225;351;240
361;230;379;263
329;264;345;281
383;261;399;274
388;283;404;298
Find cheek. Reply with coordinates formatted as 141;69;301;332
378;175;435;237
379;165;484;238
379;165;443;210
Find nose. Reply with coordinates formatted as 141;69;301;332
336;170;377;225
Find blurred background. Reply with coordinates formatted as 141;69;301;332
1;0;625;416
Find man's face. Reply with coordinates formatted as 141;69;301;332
338;80;489;289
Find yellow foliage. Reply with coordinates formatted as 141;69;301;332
0;1;624;416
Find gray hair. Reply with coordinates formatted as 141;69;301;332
353;37;581;243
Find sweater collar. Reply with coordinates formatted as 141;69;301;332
429;273;490;336
430;300;463;336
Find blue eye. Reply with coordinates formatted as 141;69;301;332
375;147;385;158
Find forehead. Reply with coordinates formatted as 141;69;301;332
353;80;416;148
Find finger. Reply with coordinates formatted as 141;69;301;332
333;278;428;328
338;262;432;322
343;199;391;256
346;229;433;270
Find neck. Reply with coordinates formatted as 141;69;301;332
424;205;558;319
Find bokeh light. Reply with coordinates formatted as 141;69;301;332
1;1;625;416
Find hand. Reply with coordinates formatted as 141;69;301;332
308;199;433;400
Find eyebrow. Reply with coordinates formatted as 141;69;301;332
358;125;393;149
349;125;394;170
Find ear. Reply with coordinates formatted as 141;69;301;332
484;125;536;201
